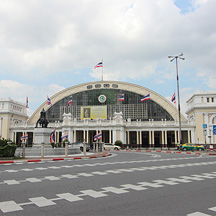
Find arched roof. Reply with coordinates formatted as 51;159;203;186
29;81;186;123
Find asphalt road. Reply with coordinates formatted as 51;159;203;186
1;151;216;216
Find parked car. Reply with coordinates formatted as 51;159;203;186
104;143;121;150
181;143;204;151
71;142;90;152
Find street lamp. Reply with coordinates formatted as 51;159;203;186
168;53;185;144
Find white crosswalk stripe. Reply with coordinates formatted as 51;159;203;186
57;193;83;202
0;201;23;213
80;190;108;198
4;180;20;185
102;187;129;194
26;178;42;183
29;197;56;207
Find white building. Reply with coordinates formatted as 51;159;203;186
186;91;216;145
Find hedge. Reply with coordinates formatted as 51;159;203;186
0;138;17;157
0;144;17;157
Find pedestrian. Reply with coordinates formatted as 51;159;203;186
177;142;180;150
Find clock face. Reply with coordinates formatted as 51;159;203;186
98;95;106;103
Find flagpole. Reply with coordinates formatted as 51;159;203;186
101;59;103;81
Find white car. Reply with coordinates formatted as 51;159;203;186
104;143;121;150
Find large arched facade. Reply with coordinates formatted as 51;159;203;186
18;81;193;148
29;81;185;123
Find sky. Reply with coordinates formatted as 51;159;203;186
0;0;215;118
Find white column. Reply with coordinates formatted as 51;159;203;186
74;130;76;143
152;131;155;146
188;130;191;143
112;129;116;144
149;131;152;146
140;131;142;147
162;131;164;146
109;130;112;143
175;130;177;144
165;131;167;147
87;130;89;143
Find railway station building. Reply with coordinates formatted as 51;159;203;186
1;81;216;148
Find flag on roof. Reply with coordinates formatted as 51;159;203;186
118;93;124;101
26;96;29;108
47;96;52;106
141;94;150;102
94;61;103;69
61;133;68;140
50;128;56;143
20;134;28;141
171;93;176;103
68;96;72;106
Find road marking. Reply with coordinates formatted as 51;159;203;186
102;187;129;194
0;201;23;213
80;190;108;198
29;197;56;207
1;171;216;213
57;193;83;202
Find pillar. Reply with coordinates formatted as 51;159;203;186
188;130;191;143
152;131;155;148
137;131;139;148
162;131;164;147
127;131;130;146
149;131;152;147
140;131;142;148
164;131;167;148
109;130;112;144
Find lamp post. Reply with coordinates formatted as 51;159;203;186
168;53;185;144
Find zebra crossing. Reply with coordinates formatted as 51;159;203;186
1;160;216;186
0;156;202;174
1;171;216;214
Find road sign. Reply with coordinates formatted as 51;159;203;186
203;124;207;129
203;129;207;136
213;125;216;135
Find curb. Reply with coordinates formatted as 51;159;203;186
0;152;112;164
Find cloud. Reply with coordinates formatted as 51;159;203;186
0;0;215;114
0;80;65;116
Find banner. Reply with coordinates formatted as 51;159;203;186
81;106;107;120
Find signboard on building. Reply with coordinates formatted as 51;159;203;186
203;124;207;129
81;106;107;120
213;125;216;135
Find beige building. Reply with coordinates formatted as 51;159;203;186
186;91;216;145
0;98;28;140
2;81;216;147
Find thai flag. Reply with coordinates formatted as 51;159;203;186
141;94;150;102
61;133;68;140
50;128;56;143
47;96;52;106
171;93;176;103
26;97;29;108
94;61;103;69
68;96;72;106
97;131;102;140
94;131;102;141
94;134;98;141
20;134;28;141
118;93;124;101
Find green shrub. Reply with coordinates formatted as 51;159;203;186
0;138;16;157
115;140;122;147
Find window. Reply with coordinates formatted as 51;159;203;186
207;98;209;103
212;97;214;103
